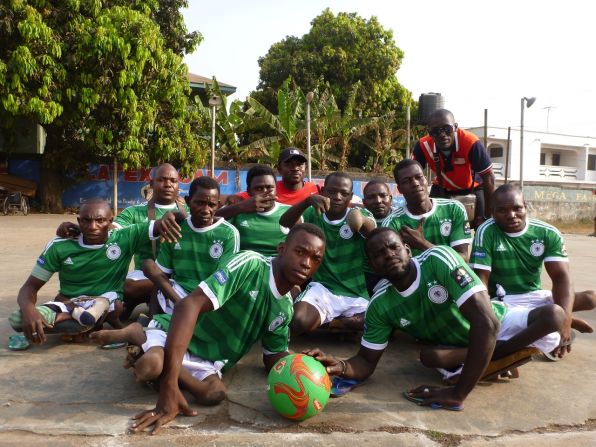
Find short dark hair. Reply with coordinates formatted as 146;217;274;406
393;159;423;184
80;198;112;215
493;183;523;204
324;171;352;190
364;227;402;255
188;176;220;199
286;222;326;245
363;178;390;195
246;164;276;189
428;109;454;122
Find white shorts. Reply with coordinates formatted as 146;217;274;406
126;270;149;281
45;291;119;312
497;291;561;354
156;280;188;315
297;282;369;325
142;320;225;381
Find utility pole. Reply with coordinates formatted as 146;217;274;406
543;106;555;133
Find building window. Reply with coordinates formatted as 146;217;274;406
489;145;503;158
552;153;561;166
588;154;596;171
540;153;546;165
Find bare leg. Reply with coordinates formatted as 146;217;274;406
420;347;468;369
290;302;322;337
121;279;153;320
328;313;365;331
133;347;164;382
90;322;147;346
105;301;124;329
573;290;596;311
179;370;227;406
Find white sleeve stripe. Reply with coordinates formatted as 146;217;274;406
156;261;173;274
477;164;493;175
450;238;472;247
456;285;487;307
361;339;388;351
112;222;123;229
544;257;569;263
31;265;53;282
470;263;491;271
198;282;220;311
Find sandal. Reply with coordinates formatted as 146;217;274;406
8;334;30;351
330;377;362;397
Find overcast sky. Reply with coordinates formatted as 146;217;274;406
183;0;595;137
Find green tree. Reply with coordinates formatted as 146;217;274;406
0;1;206;212
255;8;412;117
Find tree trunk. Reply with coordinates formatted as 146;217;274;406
40;126;64;213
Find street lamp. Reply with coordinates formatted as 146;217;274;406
520;96;536;189
209;95;222;178
305;91;314;181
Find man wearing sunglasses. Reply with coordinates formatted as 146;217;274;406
412;109;495;229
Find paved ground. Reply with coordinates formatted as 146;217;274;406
1;214;595;446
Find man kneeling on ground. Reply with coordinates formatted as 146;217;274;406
306;228;565;410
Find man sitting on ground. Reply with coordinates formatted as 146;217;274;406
470;183;596;360
143;176;239;315
56;163;188;320
216;165;292;257
306;228;565;410
9;199;180;347
280;172;376;334
91;224;326;435
382;159;472;262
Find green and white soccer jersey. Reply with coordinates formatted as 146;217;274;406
114;202;188;269
381;199;472;256
373;206;399;226
303;207;374;299
153;251;292;373
470;218;568;298
31;223;153;299
156;217;240;294
228;202;292;257
362;246;506;349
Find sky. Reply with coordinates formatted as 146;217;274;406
182;0;596;137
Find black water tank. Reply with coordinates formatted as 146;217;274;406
419;93;445;124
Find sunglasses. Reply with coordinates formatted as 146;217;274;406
428;124;455;137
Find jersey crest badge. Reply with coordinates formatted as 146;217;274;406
428;284;449;304
106;244;122;260
268;313;286;331
530;240;545;257
451;267;473;288
209;241;224;258
214;270;228;285
339;223;353;239
440;220;452;237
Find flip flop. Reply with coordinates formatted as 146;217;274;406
402;391;464;411
100;342;127;350
330;377;362;397
543;330;576;362
8;334;30;351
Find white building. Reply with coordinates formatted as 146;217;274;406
467;127;596;185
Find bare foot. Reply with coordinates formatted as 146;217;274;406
571;317;594;333
89;322;146;346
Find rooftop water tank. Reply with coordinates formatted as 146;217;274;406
419;93;445;125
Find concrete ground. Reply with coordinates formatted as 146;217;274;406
0;214;595;446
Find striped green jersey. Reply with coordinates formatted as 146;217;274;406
228;202;292;257
153;251;292;373
32;223;152;299
362;246;505;349
114;202;188;269
156;217;240;294
381;198;472;256
303;206;374;299
470;218;568;298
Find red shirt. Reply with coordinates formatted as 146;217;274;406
235;180;319;205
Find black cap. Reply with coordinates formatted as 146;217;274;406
278;147;307;164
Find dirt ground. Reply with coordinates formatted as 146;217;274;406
1;214;596;446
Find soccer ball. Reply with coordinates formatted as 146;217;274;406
267;353;332;421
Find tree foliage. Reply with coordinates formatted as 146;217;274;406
255;8;412;117
0;0;207;211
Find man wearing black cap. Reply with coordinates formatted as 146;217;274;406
230;147;318;206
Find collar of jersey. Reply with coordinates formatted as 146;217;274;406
77;234;106;249
404;198;437;220
186;216;224;233
323;209;349;225
258;201;281;216
393;258;421;297
268;261;286;299
504;219;529;238
150;202;178;209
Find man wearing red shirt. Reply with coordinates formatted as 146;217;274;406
412;109;495;228
232;148;318;205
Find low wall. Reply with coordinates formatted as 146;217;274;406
521;184;596;221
